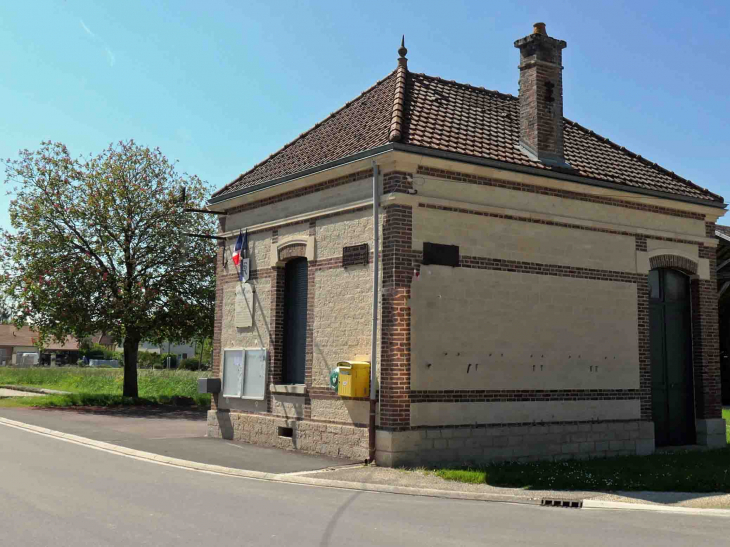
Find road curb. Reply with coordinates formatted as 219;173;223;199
2;415;729;516
0;416;539;506
582;499;730;517
0;385;70;395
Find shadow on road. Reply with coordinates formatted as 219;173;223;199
33;406;208;421
319;466;380;547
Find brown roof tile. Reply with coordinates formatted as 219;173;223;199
0;325;79;350
214;69;722;203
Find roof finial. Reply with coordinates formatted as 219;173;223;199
397;35;408;67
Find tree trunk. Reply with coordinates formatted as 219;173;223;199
122;331;141;398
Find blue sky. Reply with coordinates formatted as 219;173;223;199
2;0;729;230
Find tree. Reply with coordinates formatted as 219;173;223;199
0;141;217;396
0;296;11;324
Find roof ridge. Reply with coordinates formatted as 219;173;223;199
412;72;518;102
564;118;723;202
388;64;408;142
212;69;398;198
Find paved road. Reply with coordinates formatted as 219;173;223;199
0;424;727;547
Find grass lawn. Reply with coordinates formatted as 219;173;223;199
431;411;730;493
0;367;211;408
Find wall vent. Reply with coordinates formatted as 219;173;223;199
422;242;460;267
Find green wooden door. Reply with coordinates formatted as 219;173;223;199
649;269;695;446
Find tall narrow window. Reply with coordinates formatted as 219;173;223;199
283;258;308;384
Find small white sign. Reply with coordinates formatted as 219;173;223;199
241;258;250;283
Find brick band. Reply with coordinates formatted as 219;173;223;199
417;166;705;220
382;419;647;433
419;203;705;246
410;389;641;403
458;255;641;283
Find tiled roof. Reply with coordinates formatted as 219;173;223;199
0;325;79;350
214;69;722;203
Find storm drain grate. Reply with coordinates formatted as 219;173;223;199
541;499;583;509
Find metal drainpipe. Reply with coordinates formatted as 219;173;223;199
369;161;379;464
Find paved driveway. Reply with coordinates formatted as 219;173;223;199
0;407;346;474
0;388;40;397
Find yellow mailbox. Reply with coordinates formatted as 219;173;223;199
337;361;370;398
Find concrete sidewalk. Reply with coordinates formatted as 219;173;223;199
1;406;729;513
302;466;730;510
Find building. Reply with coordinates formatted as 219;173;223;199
0;325;80;366
205;24;727;465
95;333;199;365
138;340;198;363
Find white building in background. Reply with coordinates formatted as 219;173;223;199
139;340;198;362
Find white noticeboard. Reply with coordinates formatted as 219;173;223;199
222;350;244;398
221;348;267;400
235;284;254;328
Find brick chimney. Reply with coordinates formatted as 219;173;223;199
514;23;569;167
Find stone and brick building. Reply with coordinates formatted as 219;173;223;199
205;24;727;465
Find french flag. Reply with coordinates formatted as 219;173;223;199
232;231;243;266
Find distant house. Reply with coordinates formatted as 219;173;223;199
139;340;197;363
0;325;80;366
90;334;200;365
90;332;118;350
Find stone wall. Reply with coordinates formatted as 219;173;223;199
411;266;639;395
414;166;708;237
376;420;655;467
208;410;369;461
413;205;637;272
214;187;381;428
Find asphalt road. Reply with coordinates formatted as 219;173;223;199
1;424;728;547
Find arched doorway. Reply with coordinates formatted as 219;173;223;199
649;268;695;446
282;257;308;384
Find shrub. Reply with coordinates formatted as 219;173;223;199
81;343;121;361
178;358;201;370
136;351;159;369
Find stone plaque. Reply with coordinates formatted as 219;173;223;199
235;283;254;328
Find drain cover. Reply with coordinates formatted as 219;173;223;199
541;499;583;508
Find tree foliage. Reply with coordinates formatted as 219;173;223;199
0;141;217;396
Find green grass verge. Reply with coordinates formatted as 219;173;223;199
0;367;211;408
432;448;730;492
431;413;730;493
